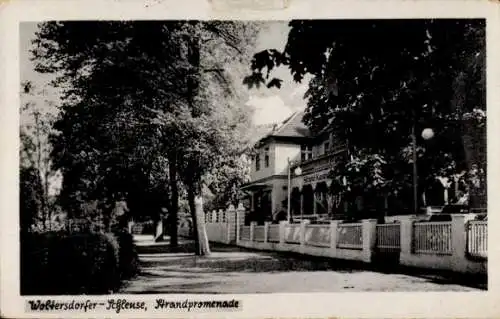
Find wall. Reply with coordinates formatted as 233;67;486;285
273;141;301;175
199;207;487;275
250;141;276;182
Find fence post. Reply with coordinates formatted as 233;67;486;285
250;221;256;242
279;220;288;245
299;220;310;251
451;214;475;272
264;221;270;243
362;219;378;263
330;220;339;256
217;209;224;223
226;204;236;244
236;203;245;245
399;215;417;265
128;219;134;234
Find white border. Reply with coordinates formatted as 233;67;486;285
1;0;499;318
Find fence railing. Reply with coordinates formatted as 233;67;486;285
284;224;301;244
240;226;251;241
268;224;280;243
304;224;331;247
337;223;363;249
253;225;265;242
413;221;452;255
467;221;487;259
376;223;400;252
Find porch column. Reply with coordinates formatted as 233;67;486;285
300;190;304;218
326;180;333;216
313;191;317;216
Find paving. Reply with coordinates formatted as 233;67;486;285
120;235;485;294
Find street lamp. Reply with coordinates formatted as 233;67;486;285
411;126;434;215
287;157;302;222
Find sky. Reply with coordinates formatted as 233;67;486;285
20;21;309;126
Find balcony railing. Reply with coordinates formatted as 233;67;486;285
292;144;347;175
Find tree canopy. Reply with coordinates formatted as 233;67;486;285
245;19;486;210
31;20;259;253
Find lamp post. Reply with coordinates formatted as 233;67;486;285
411;126;434;215
287;157;302;222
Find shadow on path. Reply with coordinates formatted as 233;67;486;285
120;238;486;294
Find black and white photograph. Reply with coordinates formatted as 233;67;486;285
1;1;498;317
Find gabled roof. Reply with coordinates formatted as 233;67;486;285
270;111;311;138
247;111;313;150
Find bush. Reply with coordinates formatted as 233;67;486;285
112;229;139;279
21;230;122;295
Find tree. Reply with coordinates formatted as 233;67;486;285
245;19;486;213
20;81;59;228
32;21;188;239
20;166;44;232
31;21;259;252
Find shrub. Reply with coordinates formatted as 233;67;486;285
21;231;121;295
112;229;139;279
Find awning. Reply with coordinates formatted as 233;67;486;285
240;183;272;192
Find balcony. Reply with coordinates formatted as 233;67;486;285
292;144;348;175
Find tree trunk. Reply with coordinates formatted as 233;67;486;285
153;207;164;242
187;185;210;256
168;153;179;248
451;71;480;208
34;112;48;229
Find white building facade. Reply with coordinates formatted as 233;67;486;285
241;112;348;224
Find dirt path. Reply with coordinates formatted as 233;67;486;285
120;236;484;293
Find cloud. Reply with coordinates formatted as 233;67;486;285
246;95;293;125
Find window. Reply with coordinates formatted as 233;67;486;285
264;147;270;167
255;153;261;171
323;142;330;155
301;145;313;161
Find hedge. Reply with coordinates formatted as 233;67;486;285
21;229;138;295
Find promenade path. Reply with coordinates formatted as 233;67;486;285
119;235;485;294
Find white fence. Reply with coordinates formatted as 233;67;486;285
304;224;331;247
205;223;229;243
413;221;452;255
337;223;363;249
191;205;487;275
253;225;265;242
467;220;487;259
267;224;280;243
240;225;251;241
284;224;301;244
376;223;400;252
231;216;487;275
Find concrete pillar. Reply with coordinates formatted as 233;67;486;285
451;214;475;272
235;203;245;244
326;193;333;216
399;216;417;263
279;220;288;244
250;221;257;242
212;210;217;223
264;221;270;243
362;219;378;262
299;219;310;250
330;220;339;254
127;220;134;234
227;204;236;243
218;209;224;223
444;187;449;205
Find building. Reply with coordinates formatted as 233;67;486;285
241;111;478;225
241;111;348;224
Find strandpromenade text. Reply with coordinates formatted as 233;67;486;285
26;298;242;313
